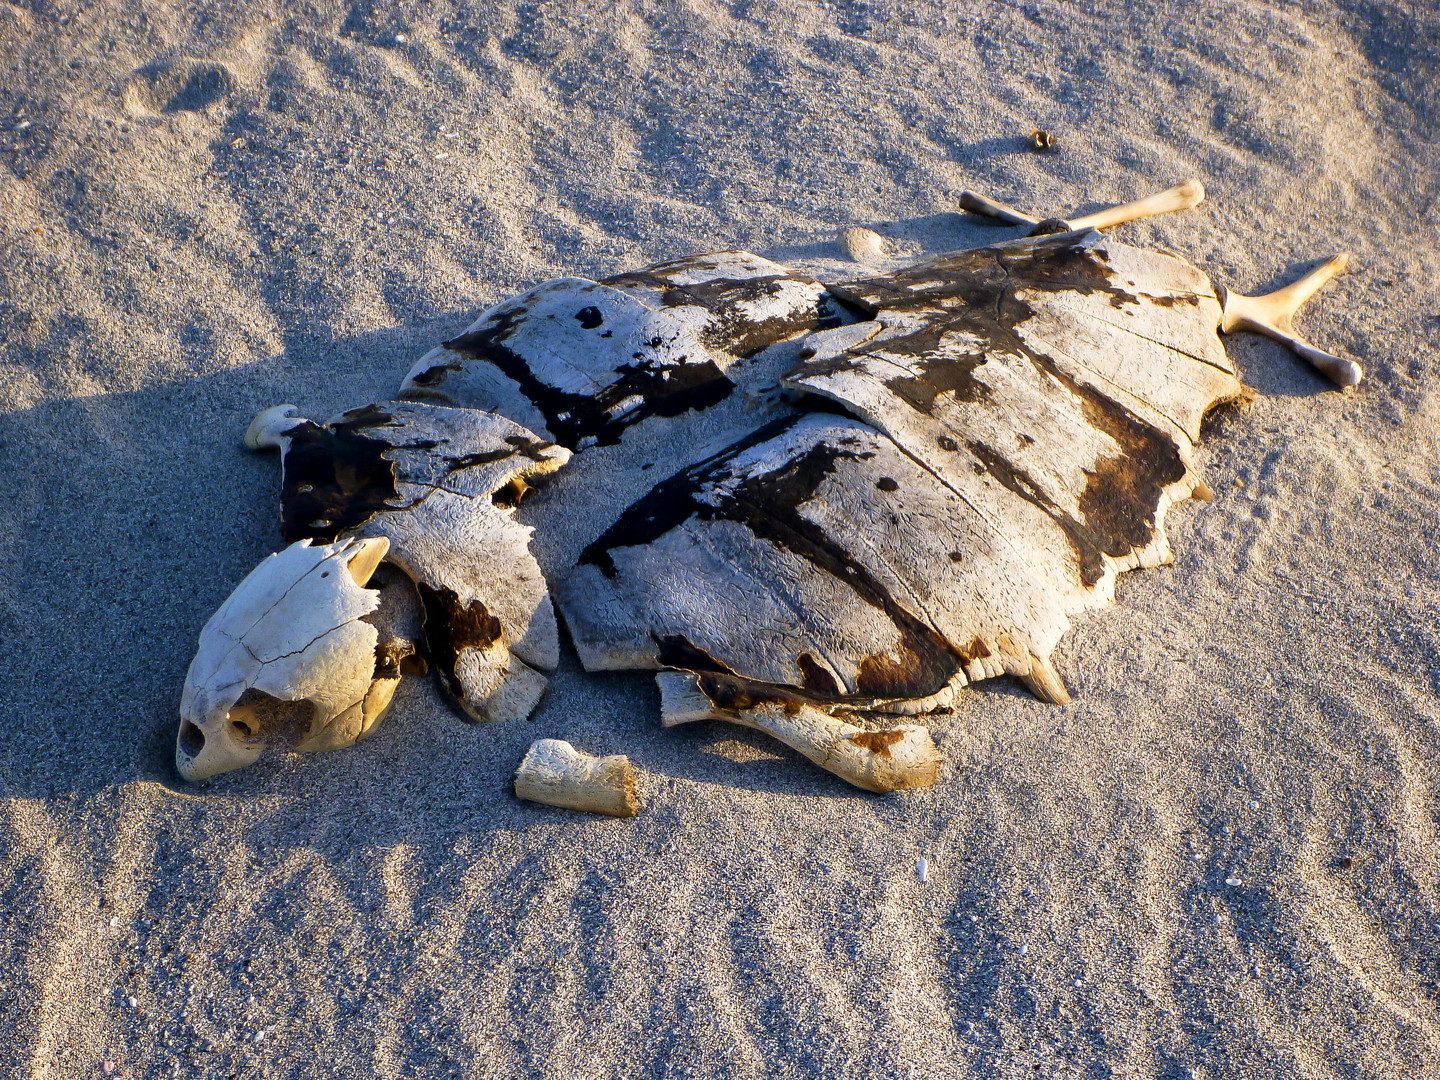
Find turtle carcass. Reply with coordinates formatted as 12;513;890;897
176;181;1357;789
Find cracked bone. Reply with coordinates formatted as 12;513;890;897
176;536;393;781
250;400;570;724
1219;253;1360;387
514;739;641;817
656;673;941;793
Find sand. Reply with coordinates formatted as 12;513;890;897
2;0;1439;1076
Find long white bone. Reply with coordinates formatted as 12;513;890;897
1219;254;1360;387
514;739;641;817
657;673;941;793
959;179;1205;233
1066;180;1205;231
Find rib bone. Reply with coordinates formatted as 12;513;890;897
1219;254;1360;387
514;739;641;817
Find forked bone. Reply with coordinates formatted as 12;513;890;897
514;739;641;817
959;179;1205;234
656;673;941;793
1219;254;1360;387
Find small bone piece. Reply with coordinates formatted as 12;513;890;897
514;739;641;817
839;226;887;263
1219;253;1360;387
656;673;940;793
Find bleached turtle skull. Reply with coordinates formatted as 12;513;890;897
176;535;394;781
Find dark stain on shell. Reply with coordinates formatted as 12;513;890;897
601;265;851;358
582;413;963;705
443;301;734;450
279;405;399;543
415;582;503;704
797;652;842;695
655;634;739;676
808;231;1185;584
849;730;905;756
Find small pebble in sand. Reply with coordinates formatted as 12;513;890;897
102;1063;115;1075
916;857;929;882
127;996;138;1008
1019;943;1029;956
839;226;885;264
1225;876;1241;887
395;33;407;43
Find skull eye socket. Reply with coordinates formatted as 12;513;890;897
178;720;206;757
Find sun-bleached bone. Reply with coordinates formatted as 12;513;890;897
514;739;641;816
959;179;1205;234
1064;180;1205;232
399;252;845;452
1220;254;1360;387
177;536;391;781
656;672;940;793
251;400;570;725
557;229;1249;727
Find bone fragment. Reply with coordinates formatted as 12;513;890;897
839;226;887;264
958;189;1039;227
960;180;1204;234
244;404;304;450
514;739;641;817
1064;180;1205;232
1017;652;1071;705
1219;253;1360;387
656;673;940;793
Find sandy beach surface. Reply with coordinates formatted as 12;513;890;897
3;0;1439;1076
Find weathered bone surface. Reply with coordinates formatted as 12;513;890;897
557;229;1247;719
180;178;1358;788
177;536;392;781
656;672;941;792
244;401;570;728
514;739;641;817
398;252;848;451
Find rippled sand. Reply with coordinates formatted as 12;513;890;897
2;0;1438;1076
